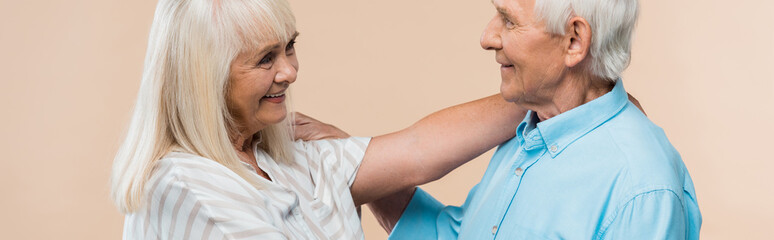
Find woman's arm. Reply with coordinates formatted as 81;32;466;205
351;94;526;205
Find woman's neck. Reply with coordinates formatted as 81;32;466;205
232;128;258;153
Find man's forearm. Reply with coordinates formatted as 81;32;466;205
367;187;417;234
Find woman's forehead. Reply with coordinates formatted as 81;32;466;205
244;30;298;50
237;24;290;48
239;31;299;62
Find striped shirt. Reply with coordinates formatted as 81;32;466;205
123;137;371;239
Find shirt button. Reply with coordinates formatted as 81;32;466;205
515;167;524;176
491;225;498;234
549;145;558;152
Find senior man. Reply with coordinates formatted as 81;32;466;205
367;0;702;239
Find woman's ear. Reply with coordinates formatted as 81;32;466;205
565;16;592;68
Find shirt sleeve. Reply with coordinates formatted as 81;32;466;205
299;137;371;187
598;190;688;240
149;166;288;240
389;185;480;240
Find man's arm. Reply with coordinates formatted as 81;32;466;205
367;187;416;233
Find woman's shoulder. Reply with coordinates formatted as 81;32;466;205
129;152;286;239
292;137;371;155
290;137;371;172
147;152;263;203
153;152;237;181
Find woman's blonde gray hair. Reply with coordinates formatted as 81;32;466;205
535;0;639;81
111;0;297;213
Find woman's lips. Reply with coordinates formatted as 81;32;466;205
261;93;285;103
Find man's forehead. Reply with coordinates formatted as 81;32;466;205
491;0;532;17
492;0;516;13
491;0;507;12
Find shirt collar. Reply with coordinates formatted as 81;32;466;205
516;79;629;158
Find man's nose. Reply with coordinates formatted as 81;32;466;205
480;15;503;51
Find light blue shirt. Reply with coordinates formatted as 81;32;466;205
389;80;701;240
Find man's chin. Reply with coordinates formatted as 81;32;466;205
499;86;522;103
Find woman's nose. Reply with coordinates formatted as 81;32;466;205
274;55;297;84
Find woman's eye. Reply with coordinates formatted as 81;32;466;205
285;40;296;54
257;54;274;69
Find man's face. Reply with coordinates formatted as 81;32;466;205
481;0;567;104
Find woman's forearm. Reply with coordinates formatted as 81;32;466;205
402;94;525;183
351;94;526;205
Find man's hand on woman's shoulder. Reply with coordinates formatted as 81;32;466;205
292;112;351;141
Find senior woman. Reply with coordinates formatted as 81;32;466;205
110;0;525;239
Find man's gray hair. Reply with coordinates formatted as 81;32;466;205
536;0;639;81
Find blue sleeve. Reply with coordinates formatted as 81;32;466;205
598;190;694;240
388;186;476;240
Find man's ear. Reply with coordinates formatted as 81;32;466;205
565;16;592;68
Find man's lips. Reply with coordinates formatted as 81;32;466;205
497;59;513;68
496;54;512;68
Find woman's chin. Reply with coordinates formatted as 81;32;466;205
261;112;288;126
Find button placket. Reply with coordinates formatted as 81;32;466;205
488;150;524;238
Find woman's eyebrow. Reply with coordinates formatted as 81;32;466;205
244;43;279;64
243;32;301;64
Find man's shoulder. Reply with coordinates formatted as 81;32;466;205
593;103;689;193
603;103;681;162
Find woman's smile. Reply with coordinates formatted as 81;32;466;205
262;92;286;103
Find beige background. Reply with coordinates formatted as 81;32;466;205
1;0;772;239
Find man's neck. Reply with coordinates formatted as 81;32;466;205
526;74;614;122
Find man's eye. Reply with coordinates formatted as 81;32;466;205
257;54;274;69
503;16;515;28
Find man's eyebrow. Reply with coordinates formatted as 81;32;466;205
498;8;508;16
491;1;511;17
494;4;519;23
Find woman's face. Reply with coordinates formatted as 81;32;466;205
227;32;299;136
